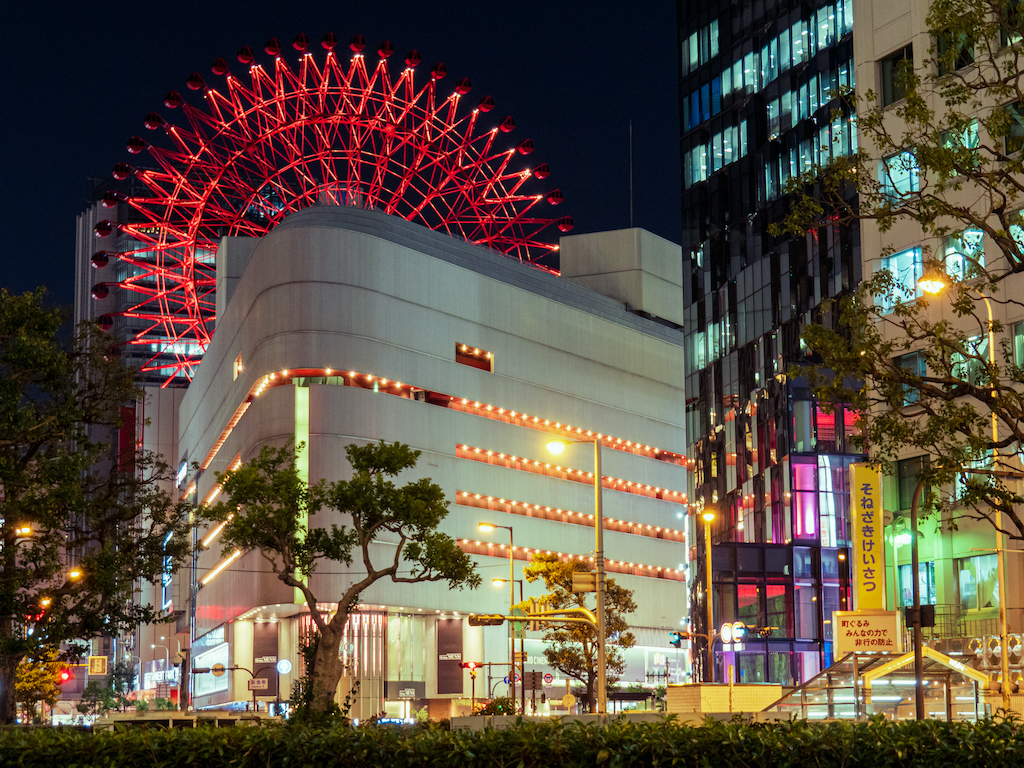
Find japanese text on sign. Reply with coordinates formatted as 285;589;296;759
850;463;885;610
833;611;904;660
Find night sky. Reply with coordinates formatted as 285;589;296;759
6;0;681;310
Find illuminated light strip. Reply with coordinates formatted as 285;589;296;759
199;401;251;472
201;549;242;585
456;540;684;582
447;398;684;464
456;445;687;504
185;365;685;502
457;491;685;541
200;514;234;548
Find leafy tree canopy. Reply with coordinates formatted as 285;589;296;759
0;288;200;723
211;440;479;715
770;1;1024;539
521;553;636;713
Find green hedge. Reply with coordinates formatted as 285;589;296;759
0;716;1021;768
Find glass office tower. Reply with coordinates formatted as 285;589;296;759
678;0;862;684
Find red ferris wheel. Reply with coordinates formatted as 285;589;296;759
95;33;572;385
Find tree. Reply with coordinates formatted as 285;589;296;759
211;440;480;716
769;2;1024;541
521;553;636;713
0;288;200;724
77;658;137;717
14;646;62;723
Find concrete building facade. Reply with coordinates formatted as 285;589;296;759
148;205;689;717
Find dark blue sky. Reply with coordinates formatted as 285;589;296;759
5;0;680;308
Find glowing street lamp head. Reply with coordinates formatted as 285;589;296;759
68;568;83;581
918;276;947;295
492;578;508;587
478;522;496;533
545;440;567;456
702;510;715;523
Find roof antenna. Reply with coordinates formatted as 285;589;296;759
629;119;634;228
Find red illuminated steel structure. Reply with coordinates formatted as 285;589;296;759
96;33;573;384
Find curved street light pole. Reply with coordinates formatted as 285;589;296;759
547;437;607;715
921;278;1010;710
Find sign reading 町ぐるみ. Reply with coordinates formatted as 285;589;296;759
833;610;904;660
850;464;885;610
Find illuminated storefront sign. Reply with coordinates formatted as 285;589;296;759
850;463;885;610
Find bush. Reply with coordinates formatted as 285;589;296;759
0;715;1021;767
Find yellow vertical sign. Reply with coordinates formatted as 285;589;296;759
850;463;885;610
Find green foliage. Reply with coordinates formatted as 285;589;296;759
522;553;636;713
0;716;1022;767
772;0;1024;259
0;288;205;723
210;440;479;713
78;658;140;716
14;646;62;721
796;268;1024;540
473;697;515;715
768;1;1024;543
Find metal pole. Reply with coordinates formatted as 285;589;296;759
518;580;525;717
704;515;715;682
594;439;607;716
911;478;925;720
508;527;515;712
981;294;1012;712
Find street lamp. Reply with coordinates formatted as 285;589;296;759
701;509;715;683
151;643;169;696
478;521;516;709
908;479;928;720
546;436;607;715
493;578;526;715
920;275;1011;711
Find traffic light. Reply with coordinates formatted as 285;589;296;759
757;626;778;638
58;668;73;684
460;661;482;674
669;631;682;648
469;614;505;626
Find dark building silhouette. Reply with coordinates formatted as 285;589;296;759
678;0;862;684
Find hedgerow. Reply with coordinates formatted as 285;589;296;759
0;716;1020;768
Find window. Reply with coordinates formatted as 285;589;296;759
880;45;914;106
896;351;927;405
1007;102;1024;154
455;343;493;372
1010;210;1024;258
897;562;937;607
1002;0;1023;47
937;29;975;75
952;335;989;386
881;151;920;201
680;19;720;75
944;228;985;279
233;353;242;381
897;455;927;512
958;554;999;611
879;247;923;312
941;119;980;175
1014;321;1024;365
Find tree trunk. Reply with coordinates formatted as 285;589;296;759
0;653;18;724
585;669;596;713
309;623;345;714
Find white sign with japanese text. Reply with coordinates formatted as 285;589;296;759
833;610;904;660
